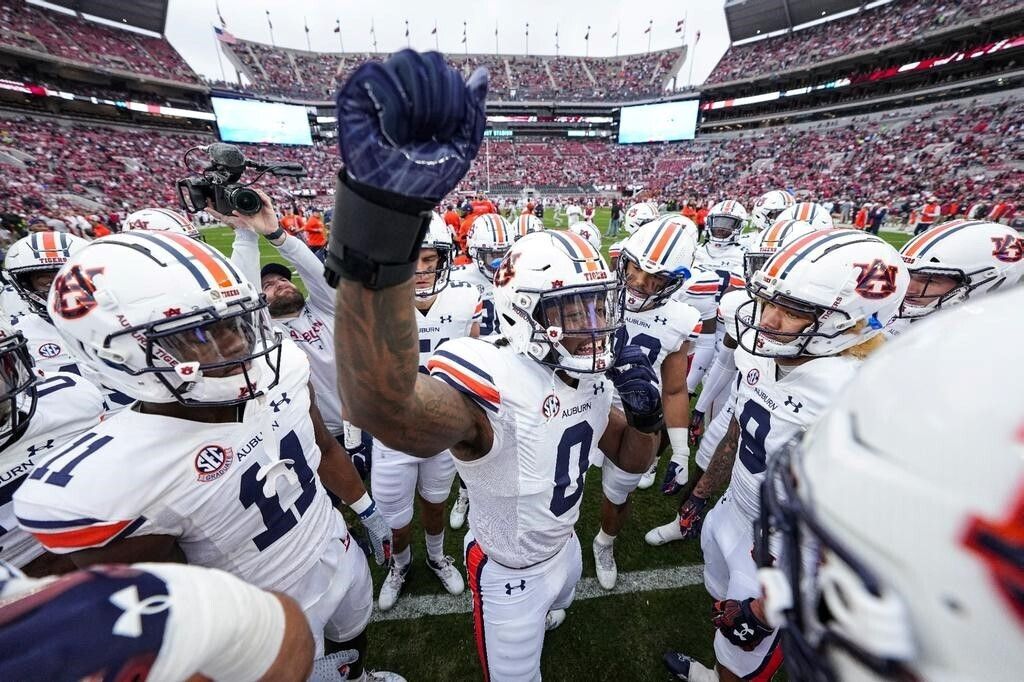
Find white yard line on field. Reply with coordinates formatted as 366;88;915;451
371;564;706;622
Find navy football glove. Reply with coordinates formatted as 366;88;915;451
326;50;487;290
607;344;664;433
711;598;774;651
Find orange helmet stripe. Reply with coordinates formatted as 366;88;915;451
646;222;679;263
766;230;831;278
902;221;967;258
563;230;601;272
163;232;232;288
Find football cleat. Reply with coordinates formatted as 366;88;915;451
377;561;409;611
544;609;566;631
637;461;657;490
645;518;684;546
449;490;469;529
592;537;618;591
427;555;465;595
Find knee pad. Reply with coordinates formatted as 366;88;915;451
602;457;643;505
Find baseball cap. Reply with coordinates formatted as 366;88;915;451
260;262;293;281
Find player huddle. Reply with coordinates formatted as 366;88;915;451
1;49;1023;682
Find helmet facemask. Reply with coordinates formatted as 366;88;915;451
707;214;743;246
8;267;58;319
103;296;283;406
898;268;971;319
617;253;688;312
737;287;849;358
0;331;37;445
743;251;772;282
472;246;510;280
415;244;454;299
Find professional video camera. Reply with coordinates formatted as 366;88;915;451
177;143;307;216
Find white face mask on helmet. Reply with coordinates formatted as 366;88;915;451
46;231;283;406
3;232;89;320
467;214;514;280
0;316;37;444
705;200;748;246
493;231;624;375
898;219;1024;319
618;214;698;312
416;213;455;299
737;229;909;358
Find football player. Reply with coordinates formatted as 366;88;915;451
747;190;795;232
623;201;659;235
374;215;478;610
14;233;400;681
122;207;204;241
888;219;1024;338
326;50;663;682
593;216;703;590
0;561;315;681
694;200;748;273
569;220;603;252
515;212;545;237
755;288;1024;681
0;316;105;576
660;229;908;682
776;201;834;231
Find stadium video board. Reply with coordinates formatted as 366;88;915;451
211;97;312;145
617;100;699;144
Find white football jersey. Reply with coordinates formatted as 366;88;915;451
727;348;860;522
451;265;499;336
0;372;104;568
675;266;744;321
884;317;914;339
622;299;702;376
14;340;346;594
717;289;752;343
428;338;612;568
416;280;481;372
694;242;745;272
0;285;28;320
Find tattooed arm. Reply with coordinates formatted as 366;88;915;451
693;416;740;499
334;278;493;460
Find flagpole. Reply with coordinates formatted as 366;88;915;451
615;21;620;57
434;22;439;51
336;19;344;52
212;27;227;82
463;21;468;57
647;20;652;53
304;17;311;51
495;22;499;55
555;24;559;57
405;20;410;48
266;10;275;47
688;31;699;87
585;25;590;57
371;18;377;53
525;23;529;56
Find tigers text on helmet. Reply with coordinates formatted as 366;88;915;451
705;200;748;246
898;219;1024;318
3;232;89;320
778;201;834;231
45;231;282;406
492;231;624;375
623;201;660;235
123;208;203;241
743;219;820;282
750;190;796;231
755;288;1024;682
618;214;698;312
416;213;456;299
467;213;514;281
0;316;37;445
569;221;603;252
737;229;908;358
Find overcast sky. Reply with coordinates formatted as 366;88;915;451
164;0;732;87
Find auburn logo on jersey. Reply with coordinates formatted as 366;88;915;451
52;265;104;319
853;259;899;299
991;236;1024;263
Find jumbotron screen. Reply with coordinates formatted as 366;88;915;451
617;100;699;144
211;97;312;145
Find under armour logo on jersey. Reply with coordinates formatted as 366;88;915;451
27;439;55;456
785;396;802;413
439;315;453;323
733;623;755;641
593;382;606;395
653;315;668;325
109;585;172;638
270;393;291;412
505;580;526;595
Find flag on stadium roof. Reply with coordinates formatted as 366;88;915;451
213;26;236;44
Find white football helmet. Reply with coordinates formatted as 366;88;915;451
515;213;545;237
123;208;202;241
3;232;89;319
737;229;909;357
898;219;1024;318
618;215;699;312
743;219;820;281
756;287;1024;682
467;214;514;280
46;232;282;406
0;315;37;443
623;202;660;235
569;221;602;252
416;213;455;299
493;230;623;374
778;202;834;231
750;190;796;231
706;200;748;246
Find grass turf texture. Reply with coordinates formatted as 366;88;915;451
202;212;906;680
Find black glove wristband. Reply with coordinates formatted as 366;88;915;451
623;399;665;434
323;171;435;290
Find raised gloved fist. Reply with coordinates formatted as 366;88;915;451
688;410;705;447
336;49;488;202
711;598;774;651
607;343;664;433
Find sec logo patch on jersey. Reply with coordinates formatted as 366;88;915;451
542;394;561;420
38;342;61;358
194;444;234;482
746;369;760;386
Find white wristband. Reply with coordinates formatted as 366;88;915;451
342;420;362;450
349;491;373;515
668;427;689;461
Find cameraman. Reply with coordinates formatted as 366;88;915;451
207;189;372;480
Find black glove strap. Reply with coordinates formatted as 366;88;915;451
624;402;665;434
323;172;434;290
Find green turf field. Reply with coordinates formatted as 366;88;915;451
202;211;908;680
